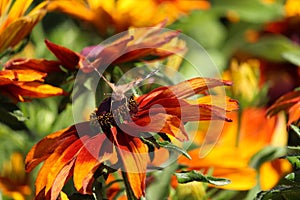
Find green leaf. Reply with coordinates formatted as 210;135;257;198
290;125;300;138
283;50;300;66
250;146;287;169
255;185;300;200
158;141;191;160
241;36;300;62
0;103;28;131
146;163;178;200
212;0;284;23
285;170;300;183
174;170;231;186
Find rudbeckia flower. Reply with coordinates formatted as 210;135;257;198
25;77;238;199
0;66;65;102
0;0;47;54
44;22;186;73
0;153;31;200
178;108;291;191
48;0;209;34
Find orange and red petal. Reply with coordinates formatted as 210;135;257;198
0;69;46;82
25;125;80;172
9;82;66;101
73;134;113;194
4;58;63;73
137;78;232;107
127;113;188;141
111;127;148;198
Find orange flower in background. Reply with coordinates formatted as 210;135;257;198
48;0;209;34
0;65;65;102
178;108;291;191
0;153;31;200
25;77;238;199
0;0;48;54
44;22;186;73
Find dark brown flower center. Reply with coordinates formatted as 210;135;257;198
89;96;138;133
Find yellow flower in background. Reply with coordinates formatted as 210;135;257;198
0;153;31;200
48;0;210;35
285;0;300;17
0;0;48;54
223;59;265;108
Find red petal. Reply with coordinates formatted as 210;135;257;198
4;58;62;73
267;91;300;117
45;39;81;70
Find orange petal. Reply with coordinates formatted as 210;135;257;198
111;127;148;198
259;159;292;190
73;134;113;194
127;113;188;141
138;78;232;106
44;136;90;195
34;135;78;196
12;82;66;99
49;159;76;200
25;125;79;172
0;9;46;52
0;69;46;82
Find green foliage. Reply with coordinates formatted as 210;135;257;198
175;170;231;186
211;0;284;23
241;35;300;62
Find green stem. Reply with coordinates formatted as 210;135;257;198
235;108;243;147
121;171;138;200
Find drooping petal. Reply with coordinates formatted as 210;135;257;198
44;136;90;195
73;134;113;194
34;135;78;196
49;159;76;200
111;127;148;198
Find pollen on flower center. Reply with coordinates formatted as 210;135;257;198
89;96;138;133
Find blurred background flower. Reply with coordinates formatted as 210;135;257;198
0;0;47;57
48;0;210;35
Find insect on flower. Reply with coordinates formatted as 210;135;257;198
88;58;160;125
